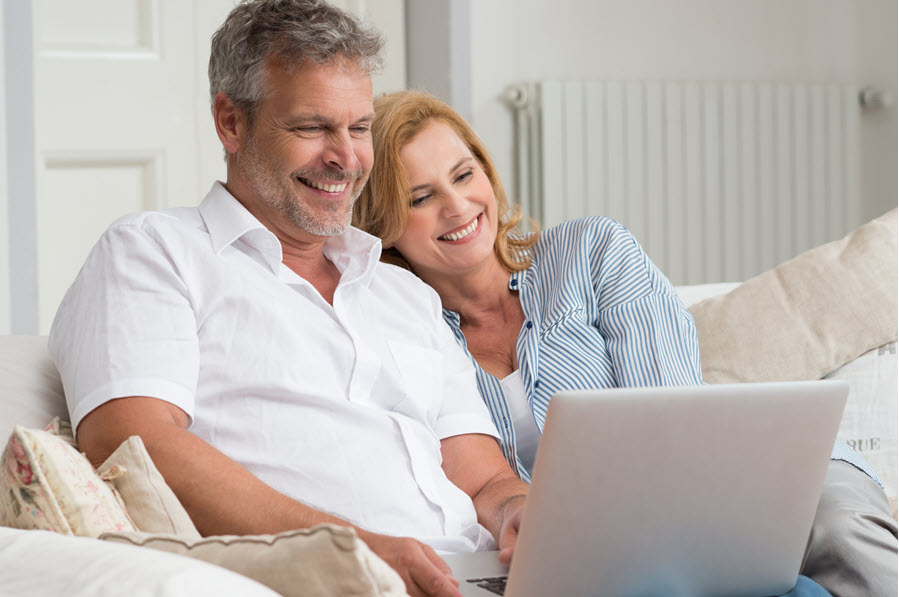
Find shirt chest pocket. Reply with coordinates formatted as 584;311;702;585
386;340;445;426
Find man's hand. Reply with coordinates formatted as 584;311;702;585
357;530;462;597
440;434;529;567
496;495;525;566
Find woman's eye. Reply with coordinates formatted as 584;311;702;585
410;195;430;208
455;169;473;183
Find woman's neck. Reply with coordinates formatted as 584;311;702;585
418;257;515;328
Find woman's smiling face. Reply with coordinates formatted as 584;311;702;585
392;120;499;280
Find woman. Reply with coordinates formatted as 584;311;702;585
354;90;702;481
353;91;840;597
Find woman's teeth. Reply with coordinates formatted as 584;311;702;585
299;178;348;193
440;217;479;241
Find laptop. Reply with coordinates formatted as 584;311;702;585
444;380;848;597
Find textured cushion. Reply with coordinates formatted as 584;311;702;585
0;426;136;537
96;436;201;539
825;342;898;518
689;209;897;383
42;418;199;537
0;526;280;597
101;524;408;597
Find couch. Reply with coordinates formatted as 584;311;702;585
0;209;895;596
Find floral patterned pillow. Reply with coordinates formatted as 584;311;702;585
0;426;136;537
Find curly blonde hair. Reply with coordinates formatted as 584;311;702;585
353;90;537;272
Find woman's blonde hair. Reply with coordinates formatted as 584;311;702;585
353;90;537;272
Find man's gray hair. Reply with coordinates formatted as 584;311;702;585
208;0;384;120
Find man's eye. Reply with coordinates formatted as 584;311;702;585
295;126;321;134
350;125;371;134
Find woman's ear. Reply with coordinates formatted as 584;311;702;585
213;92;246;155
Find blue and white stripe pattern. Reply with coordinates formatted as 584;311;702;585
443;217;703;480
443;216;880;485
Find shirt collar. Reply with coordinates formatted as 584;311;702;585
198;181;273;256
198;181;382;285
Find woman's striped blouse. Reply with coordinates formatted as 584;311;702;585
443;217;703;480
442;217;878;484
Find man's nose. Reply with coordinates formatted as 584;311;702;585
323;131;360;171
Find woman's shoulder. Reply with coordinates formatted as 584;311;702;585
536;216;636;252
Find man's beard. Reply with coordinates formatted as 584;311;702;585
239;138;368;237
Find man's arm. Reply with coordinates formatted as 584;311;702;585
441;433;528;565
77;397;464;597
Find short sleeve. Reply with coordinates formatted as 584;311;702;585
49;222;200;431
420;284;500;442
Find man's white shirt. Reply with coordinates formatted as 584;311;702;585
49;181;500;552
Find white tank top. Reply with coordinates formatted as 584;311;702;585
499;369;541;476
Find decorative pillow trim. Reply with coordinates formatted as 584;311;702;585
100;524;408;597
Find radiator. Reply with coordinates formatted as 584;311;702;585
507;80;863;285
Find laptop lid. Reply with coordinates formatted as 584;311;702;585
485;380;849;597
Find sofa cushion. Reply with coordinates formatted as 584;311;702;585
0;426;136;537
41;418;200;537
0;526;280;597
689;209;897;383
96;435;202;539
825;342;898;517
100;524;408;597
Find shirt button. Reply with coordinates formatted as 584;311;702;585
526;321;533;329
510;279;518;287
534;380;540;389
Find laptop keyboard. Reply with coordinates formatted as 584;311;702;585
466;576;508;595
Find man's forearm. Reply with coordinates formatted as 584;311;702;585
132;424;352;535
471;474;527;542
76;397;354;536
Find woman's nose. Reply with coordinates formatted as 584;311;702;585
441;188;468;216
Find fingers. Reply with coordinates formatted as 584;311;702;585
497;501;524;567
361;531;461;597
409;554;462;597
422;543;457;580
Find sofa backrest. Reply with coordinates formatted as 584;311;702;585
0;335;67;441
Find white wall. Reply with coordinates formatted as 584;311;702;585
465;0;895;234
854;0;898;223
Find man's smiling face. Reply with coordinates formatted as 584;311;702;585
234;56;375;238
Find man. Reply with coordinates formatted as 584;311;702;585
49;2;525;596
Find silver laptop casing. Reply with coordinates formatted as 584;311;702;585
448;380;848;597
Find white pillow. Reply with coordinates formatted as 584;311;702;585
0;526;279;597
825;342;898;517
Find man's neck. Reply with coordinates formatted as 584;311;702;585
224;180;342;305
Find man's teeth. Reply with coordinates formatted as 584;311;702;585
440;217;479;241
300;178;348;193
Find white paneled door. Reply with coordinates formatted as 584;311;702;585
31;0;405;334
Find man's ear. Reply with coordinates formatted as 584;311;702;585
213;92;247;155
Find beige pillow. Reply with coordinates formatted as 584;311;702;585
691;209;898;383
96;436;201;539
42;418;199;538
101;524;408;597
0;426;136;537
